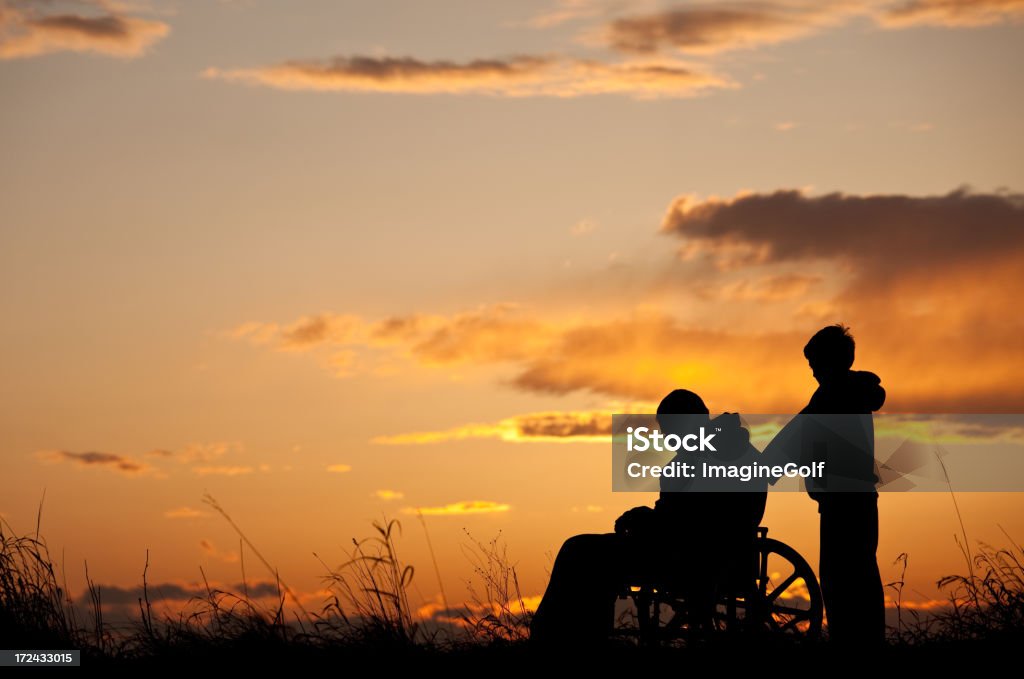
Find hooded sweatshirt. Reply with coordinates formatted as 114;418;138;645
801;370;886;416
799;370;886;501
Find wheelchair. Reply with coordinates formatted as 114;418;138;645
615;526;823;644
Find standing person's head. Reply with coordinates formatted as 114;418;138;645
803;324;855;385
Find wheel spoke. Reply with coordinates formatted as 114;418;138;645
781;616;806;631
767;571;800;603
758;550;769;596
771;604;811;618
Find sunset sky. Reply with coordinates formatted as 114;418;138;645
2;0;1024;621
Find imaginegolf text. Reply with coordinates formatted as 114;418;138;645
626;461;827;483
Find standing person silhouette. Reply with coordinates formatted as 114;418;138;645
768;324;886;645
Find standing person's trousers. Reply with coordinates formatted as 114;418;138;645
818;493;885;646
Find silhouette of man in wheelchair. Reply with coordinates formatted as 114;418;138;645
530;389;822;646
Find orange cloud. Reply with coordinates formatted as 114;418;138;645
879;0;1024;27
164;507;208;519
373;410;614;445
506;318;815;408
572;505;604;513
695;273;822;302
231;297;1024;413
392;305;551;365
199;538;239;563
192;465;254;477
148;442;243;464
229;186;1024;413
0;1;169;60
326;463;352;473
526;0;602;29
374;489;404;501
232;314;360;352
405;500;511;516
202;55;730;99
230;306;819;410
232;304;557;367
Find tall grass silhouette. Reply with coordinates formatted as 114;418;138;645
460;530;532;643
0;510;80;650
316;517;418;645
892;537;1024;645
2;497;1022;660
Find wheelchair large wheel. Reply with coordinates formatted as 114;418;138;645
723;536;823;639
614;532;823;644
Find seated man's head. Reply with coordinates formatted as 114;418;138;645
804;324;855;385
656;389;709;436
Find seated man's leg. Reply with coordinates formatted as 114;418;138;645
530;533;627;644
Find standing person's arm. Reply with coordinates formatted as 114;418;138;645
760;415;804;484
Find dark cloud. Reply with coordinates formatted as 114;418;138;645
603;2;844;55
601;1;1024;56
662;188;1024;275
40;442;245;476
0;1;169;59
659;187;1024;412
45;450;146;473
78;580;281;606
283;54;551;80
203;54;548;94
33;13;130;38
